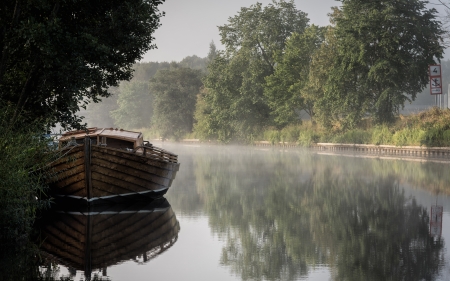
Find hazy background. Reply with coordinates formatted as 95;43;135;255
142;0;449;63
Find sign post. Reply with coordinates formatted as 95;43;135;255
429;65;442;96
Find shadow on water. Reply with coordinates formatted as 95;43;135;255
1;197;180;281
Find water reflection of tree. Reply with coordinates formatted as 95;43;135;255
165;150;204;215
192;148;445;280
304;172;444;280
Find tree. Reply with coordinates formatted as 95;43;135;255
306;22;370;129
150;68;202;140
302;26;338;129
80;86;119;128
82;61;174;127
179;55;208;72
0;0;165;130
196;0;309;142
264;25;325;127
110;81;153;129
206;41;218;65
132;61;173;81
329;0;444;125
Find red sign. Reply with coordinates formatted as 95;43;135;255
429;65;442;95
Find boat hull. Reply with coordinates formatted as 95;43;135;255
35;198;180;276
47;142;180;201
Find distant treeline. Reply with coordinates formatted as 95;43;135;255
83;0;448;143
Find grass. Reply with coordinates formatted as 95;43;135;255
256;107;450;147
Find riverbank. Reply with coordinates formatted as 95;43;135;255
160;138;450;155
152;139;450;164
146;108;450;149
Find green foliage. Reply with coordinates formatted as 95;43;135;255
0;107;56;280
390;108;450;146
263;129;281;144
199;52;271;142
280;126;301;142
196;1;309;142
370;125;393;145
443;130;450;146
83;61;176;128
132;61;174;82
0;0;164;129
407;107;450;130
332;129;370;144
255;108;450;147
298;129;319;146
0;108;51;243
302;28;333;128
179;55;208;72
150;68;202;140
264;25;325;126
206;41;218;66
422;127;443;147
193;88;216;141
326;0;444;125
81;86;119;128
392;128;426;146
111;81;153;129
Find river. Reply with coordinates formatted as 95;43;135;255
34;144;450;280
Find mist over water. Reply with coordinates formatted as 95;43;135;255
36;144;450;280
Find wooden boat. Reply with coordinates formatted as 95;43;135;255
35;198;180;280
46;127;180;202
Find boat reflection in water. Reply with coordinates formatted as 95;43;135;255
35;197;180;280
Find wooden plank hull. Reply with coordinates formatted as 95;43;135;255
35;198;180;277
46;142;180;201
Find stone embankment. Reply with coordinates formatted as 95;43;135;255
312;143;450;158
253;141;450;158
160;139;450;159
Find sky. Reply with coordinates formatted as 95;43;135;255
141;0;339;62
141;0;450;63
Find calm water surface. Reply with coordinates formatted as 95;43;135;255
36;144;450;280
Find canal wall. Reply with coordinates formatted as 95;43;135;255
155;139;450;159
312;143;450;158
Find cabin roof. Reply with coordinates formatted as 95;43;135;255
60;127;142;143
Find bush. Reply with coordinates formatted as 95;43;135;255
443;130;450;146
280;126;301;142
371;125;393;145
298;130;319;146
231;108;450;146
332;129;370;144
422;127;442;147
264;129;281;144
392;128;426;146
0;105;51;242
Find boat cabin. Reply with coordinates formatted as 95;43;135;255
59;127;144;151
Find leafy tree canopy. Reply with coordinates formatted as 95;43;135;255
328;0;444;126
150;67;202;140
264;25;325;127
206;41;218;65
110;81;153;129
0;0;164;130
81;61;173;128
196;0;310;142
179;55;208;72
219;0;309;67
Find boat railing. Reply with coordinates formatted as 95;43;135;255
134;145;178;164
